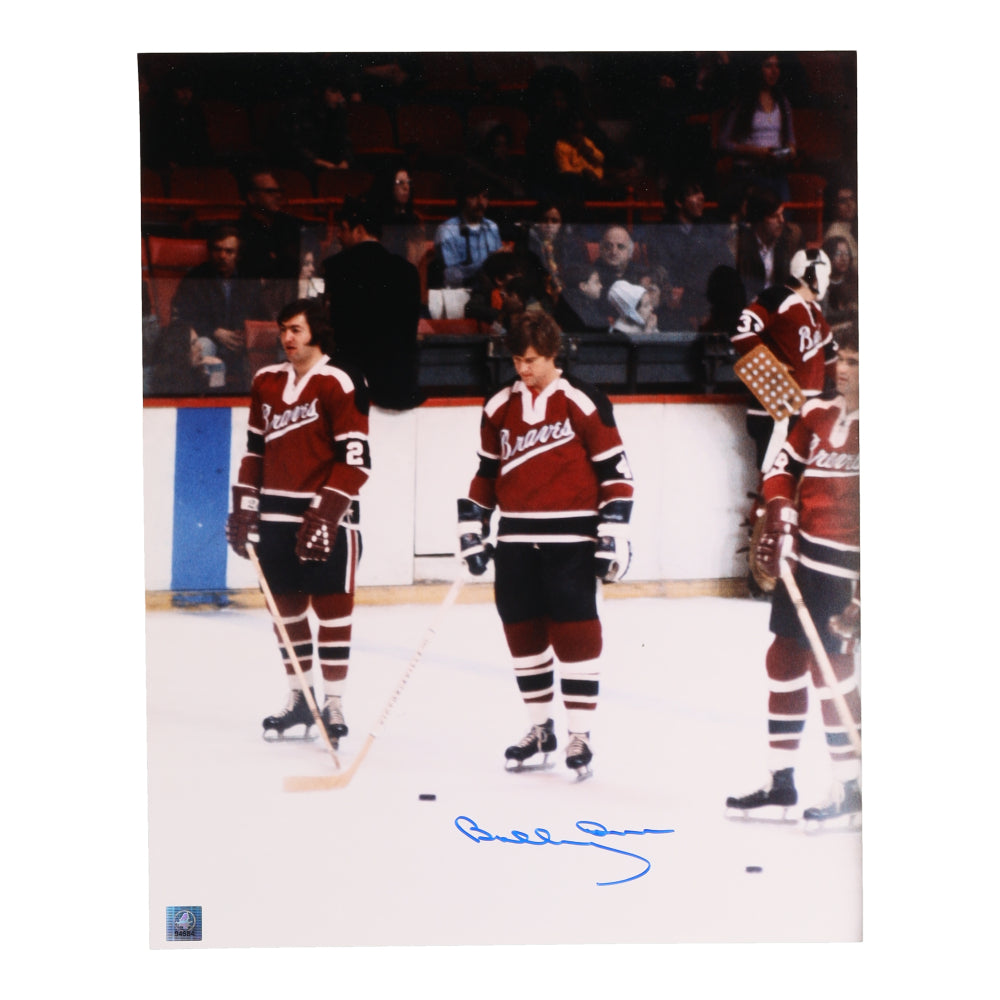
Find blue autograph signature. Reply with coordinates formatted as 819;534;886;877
454;816;675;886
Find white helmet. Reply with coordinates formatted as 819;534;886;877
790;248;831;301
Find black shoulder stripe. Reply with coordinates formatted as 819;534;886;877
564;374;616;427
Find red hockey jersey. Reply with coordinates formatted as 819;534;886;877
467;373;634;542
763;395;859;555
236;356;371;523
733;285;835;402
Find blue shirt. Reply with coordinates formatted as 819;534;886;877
434;216;502;287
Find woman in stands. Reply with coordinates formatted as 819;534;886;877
370;162;426;266
718;53;797;202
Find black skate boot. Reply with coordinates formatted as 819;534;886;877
262;688;316;741
726;767;798;821
803;778;862;830
504;719;557;771
320;696;348;745
565;731;593;780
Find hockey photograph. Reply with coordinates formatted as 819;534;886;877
137;42;868;970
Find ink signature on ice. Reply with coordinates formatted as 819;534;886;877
454;816;675;886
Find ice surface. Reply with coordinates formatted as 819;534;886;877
146;590;861;949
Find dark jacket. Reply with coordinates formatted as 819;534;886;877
323;240;424;410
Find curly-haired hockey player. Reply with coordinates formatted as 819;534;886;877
226;298;371;745
457;310;634;779
727;323;861;826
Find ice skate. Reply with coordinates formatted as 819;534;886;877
565;731;593;781
320;696;348;746
726;767;798;822
262;688;317;741
504;719;557;771
803;778;861;832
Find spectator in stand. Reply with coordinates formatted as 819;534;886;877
647;178;735;330
822;235;859;325
594;225;644;312
297;244;324;300
701;265;748;335
464;251;523;327
433;177;503;289
464;123;528;204
172;224;264;392
718;53;797;203
735;187;803;303
824;183;859;267
237;168;304;281
147;68;212;170
631;52;737;186
291;76;358;185
553;114;606;205
553;262;610;333
145;321;213;397
521;199;589;305
322;197;423;411
369;164;427;267
608;280;658;336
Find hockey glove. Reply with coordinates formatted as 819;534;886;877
595;499;632;583
457;498;494;576
226;485;260;559
829;599;861;641
753;498;798;580
295;488;352;563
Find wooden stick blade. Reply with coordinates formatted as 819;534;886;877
283;773;350;792
282;734;374;792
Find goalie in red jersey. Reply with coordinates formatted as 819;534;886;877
457;311;635;779
727;323;861;826
225;298;371;745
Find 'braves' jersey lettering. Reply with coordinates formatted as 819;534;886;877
236;356;370;523
468;373;633;542
262;399;320;438
733;285;834;399
500;418;574;463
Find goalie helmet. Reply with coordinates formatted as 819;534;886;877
790;247;831;301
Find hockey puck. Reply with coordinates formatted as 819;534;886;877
745;866;763;873
418;794;437;801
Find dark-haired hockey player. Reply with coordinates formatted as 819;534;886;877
726;323;861;826
225;298;371;745
457;310;634;779
732;247;835;472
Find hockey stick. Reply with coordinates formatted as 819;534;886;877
246;543;341;769
779;561;862;756
284;576;464;792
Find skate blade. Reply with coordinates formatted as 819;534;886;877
803;812;861;835
504;754;555;773
725;805;798;825
263;727;317;743
570;765;593;782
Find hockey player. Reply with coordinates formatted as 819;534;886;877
457;311;634;778
726;323;861;825
731;247;835;472
225;298;371;744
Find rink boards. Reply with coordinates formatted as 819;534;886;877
142;396;758;594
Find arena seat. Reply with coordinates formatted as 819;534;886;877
315;169;374;200
147;236;208;272
168;166;241;202
396;105;465;162
345;104;400;158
